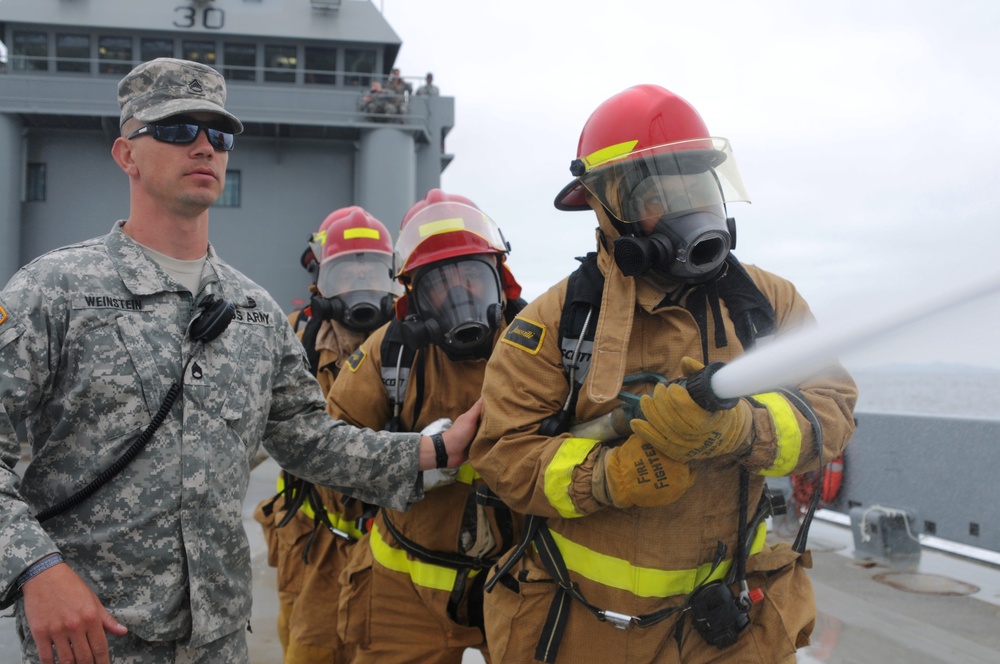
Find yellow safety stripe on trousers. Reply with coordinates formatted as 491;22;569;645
544;437;600;519
547;522;767;599
369;522;480;592
275;475;364;540
750;392;804;477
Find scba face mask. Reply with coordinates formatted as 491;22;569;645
613;205;733;283
311;289;395;332
401;257;504;355
611;171;733;283
314;252;399;332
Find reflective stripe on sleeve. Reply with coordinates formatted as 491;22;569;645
547;522;767;598
369;522;479;592
543;437;600;519
751;392;803;477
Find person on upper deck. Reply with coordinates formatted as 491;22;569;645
416;72;440;97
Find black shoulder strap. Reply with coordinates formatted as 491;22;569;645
716;255;777;349
380;319;423;431
300;312;324;376
558;253;603;352
380;319;417;376
505;296;529;322
554;253;776;360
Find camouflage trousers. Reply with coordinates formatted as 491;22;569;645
16;605;249;663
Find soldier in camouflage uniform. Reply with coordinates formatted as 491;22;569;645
0;58;480;664
358;81;393;121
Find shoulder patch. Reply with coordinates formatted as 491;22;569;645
0;303;7;327
346;347;366;372
502;316;546;354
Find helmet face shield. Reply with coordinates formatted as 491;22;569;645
577;139;749;223
394;202;509;277
410;257;503;352
317;252;398;299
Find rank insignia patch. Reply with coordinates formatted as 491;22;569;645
502;317;546;354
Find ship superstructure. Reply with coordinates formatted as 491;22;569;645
0;0;453;307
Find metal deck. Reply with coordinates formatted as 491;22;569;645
2;457;998;662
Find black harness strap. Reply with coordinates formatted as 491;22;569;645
378;508;499;571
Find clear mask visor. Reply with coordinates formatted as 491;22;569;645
412;258;503;351
317;252;400;298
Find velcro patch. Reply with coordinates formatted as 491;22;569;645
502;316;546;354
346;347;366;372
0;303;7;327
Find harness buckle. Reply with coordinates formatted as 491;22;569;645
599;609;635;630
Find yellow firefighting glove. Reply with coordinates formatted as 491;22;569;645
598;435;695;508
630;358;753;463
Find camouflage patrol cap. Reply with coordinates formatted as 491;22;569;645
118;58;244;133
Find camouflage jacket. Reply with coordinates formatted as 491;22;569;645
0;223;421;647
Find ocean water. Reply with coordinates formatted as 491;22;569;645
851;366;1000;420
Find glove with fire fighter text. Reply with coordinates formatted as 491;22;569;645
630;357;753;462
595;434;695;509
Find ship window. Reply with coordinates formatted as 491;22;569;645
183;40;217;67
215;170;241;208
224;43;256;82
13;31;49;72
264;45;297;83
344;48;375;87
56;34;90;73
304;47;337;85
26;163;46;202
141;38;174;62
98;36;133;75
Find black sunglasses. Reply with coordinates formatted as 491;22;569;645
127;121;235;152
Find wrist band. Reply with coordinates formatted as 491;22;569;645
16;553;65;590
431;433;449;469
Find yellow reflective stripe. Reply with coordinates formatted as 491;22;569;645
543;437;599;519
344;227;380;240
369;522;479;592
752;392;803;477
456;462;479;485
582;140;639;171
275;475;362;538
549;523;767;598
418;217;465;237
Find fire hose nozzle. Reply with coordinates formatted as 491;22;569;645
682;361;741;412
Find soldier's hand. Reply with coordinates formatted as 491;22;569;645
22;561;128;664
631;359;752;462
597;435;695;508
418;398;482;470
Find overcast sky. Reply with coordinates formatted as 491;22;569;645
379;0;1000;371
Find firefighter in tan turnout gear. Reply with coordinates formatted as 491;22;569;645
254;207;399;663
469;85;858;663
333;190;525;664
